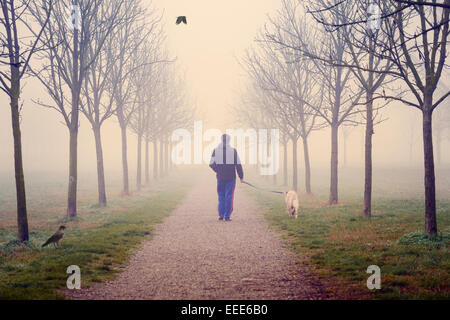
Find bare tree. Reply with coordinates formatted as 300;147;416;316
241;15;323;192
32;0;125;218
242;53;302;191
234;82;284;179
144;62;165;184
257;0;327;193
259;93;292;186
308;0;393;215
80;1;131;206
382;0;449;235
129;41;173;190
108;0;162;195
233;83;273;177
308;0;450;234
266;0;365;204
149;66;194;179
129;46;153;191
0;0;53;242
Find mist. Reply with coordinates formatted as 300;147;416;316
0;0;449;301
1;1;448;182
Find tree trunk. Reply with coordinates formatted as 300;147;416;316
7;5;28;242
93;126;107;206
422;107;437;235
153;141;158;179
302;136;312;194
329;124;339;205
283;142;288;186
164;139;169;175
10;85;29;242
159;140;164;178
120;125;129;195
169;141;173;171
145;139;150;185
67;29;80;218
363;91;374;217
136;134;142;191
67;126;78;217
292;138;298;192
363;42;375;217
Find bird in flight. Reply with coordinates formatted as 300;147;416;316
176;16;187;25
42;226;66;248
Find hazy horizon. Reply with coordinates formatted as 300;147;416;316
0;0;449;178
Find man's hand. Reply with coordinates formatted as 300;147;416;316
240;179;244;183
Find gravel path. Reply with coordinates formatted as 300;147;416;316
67;172;324;300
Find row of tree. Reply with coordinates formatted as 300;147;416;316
237;0;449;235
1;0;193;242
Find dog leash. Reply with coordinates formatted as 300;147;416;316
242;181;284;195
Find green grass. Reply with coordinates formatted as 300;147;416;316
0;171;192;300
246;168;450;300
397;230;450;247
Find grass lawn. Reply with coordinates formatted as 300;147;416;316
0;169;192;300
245;167;450;300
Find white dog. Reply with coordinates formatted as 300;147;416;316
284;190;299;219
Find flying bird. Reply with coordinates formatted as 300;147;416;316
176;16;187;25
42;226;66;248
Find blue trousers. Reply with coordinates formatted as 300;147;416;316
217;179;236;219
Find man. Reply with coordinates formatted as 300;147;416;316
209;134;244;221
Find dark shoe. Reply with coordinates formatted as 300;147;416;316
219;217;224;221
225;218;232;222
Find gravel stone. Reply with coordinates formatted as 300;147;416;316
66;174;324;300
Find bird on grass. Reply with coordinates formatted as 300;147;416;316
42;226;66;248
176;16;187;25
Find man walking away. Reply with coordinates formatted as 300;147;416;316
209;134;244;221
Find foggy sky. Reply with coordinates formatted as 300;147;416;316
0;0;449;180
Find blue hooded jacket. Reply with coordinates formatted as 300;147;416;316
209;135;244;181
